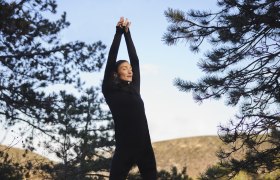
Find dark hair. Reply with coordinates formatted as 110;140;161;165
112;60;129;85
114;60;128;73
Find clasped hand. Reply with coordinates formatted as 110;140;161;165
117;17;131;32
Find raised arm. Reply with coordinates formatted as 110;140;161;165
102;26;123;93
124;29;140;93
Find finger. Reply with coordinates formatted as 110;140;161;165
120;17;124;22
117;17;124;26
125;22;131;32
125;18;128;25
123;18;128;26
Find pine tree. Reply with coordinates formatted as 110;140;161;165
43;87;114;179
0;0;106;148
0;0;107;177
163;0;280;178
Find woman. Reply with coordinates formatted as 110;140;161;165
102;17;157;180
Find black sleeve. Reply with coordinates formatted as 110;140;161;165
124;29;140;93
102;26;123;94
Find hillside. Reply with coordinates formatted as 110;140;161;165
0;144;53;179
0;145;51;163
1;135;277;179
152;135;223;179
1;136;224;179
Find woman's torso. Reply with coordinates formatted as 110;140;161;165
104;83;151;148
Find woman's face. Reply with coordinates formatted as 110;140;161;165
117;62;133;82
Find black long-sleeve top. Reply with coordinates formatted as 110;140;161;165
102;27;152;149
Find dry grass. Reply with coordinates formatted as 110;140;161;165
152;135;223;179
1;135;277;179
0;145;53;179
0;145;51;164
0;136;225;179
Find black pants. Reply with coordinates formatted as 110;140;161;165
109;146;157;180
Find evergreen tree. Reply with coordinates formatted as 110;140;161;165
163;0;280;178
0;0;108;178
0;0;106;149
43;87;114;179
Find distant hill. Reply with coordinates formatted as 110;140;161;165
0;144;53;179
0;145;51;163
0;136;242;179
152;135;223;179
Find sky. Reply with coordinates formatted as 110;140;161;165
55;0;237;142
0;0;238;151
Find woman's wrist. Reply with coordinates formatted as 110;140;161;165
115;17;131;34
116;26;124;34
124;28;130;35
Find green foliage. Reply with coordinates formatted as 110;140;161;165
199;163;235;180
127;166;192;180
1;0;109;179
0;0;106;149
42;87;114;179
157;166;192;180
163;0;280;179
200;164;280;180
